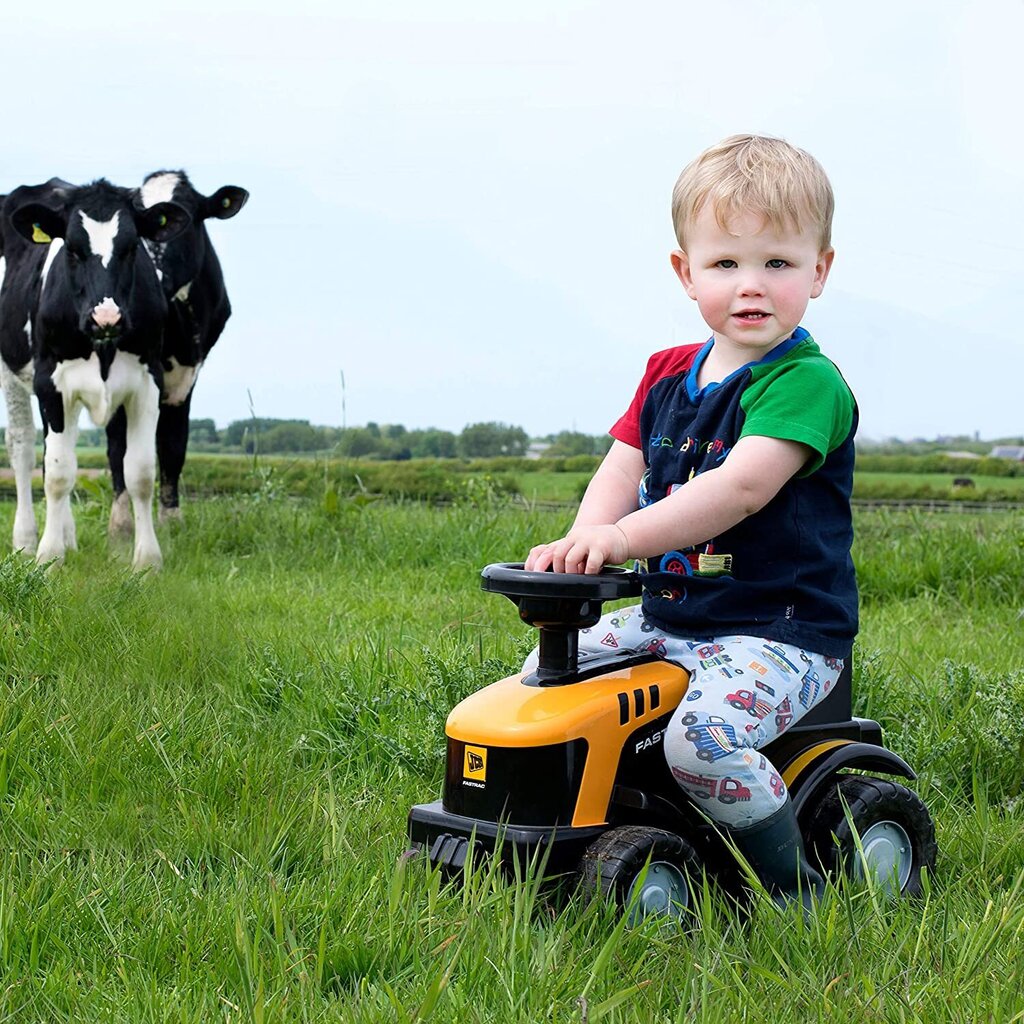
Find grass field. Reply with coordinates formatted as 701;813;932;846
0;492;1022;1021
11;450;1024;508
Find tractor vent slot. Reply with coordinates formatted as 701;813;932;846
633;688;645;717
617;692;629;725
650;684;661;710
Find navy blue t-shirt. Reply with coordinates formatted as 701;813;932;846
610;329;858;659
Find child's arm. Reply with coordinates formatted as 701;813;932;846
526;434;810;575
573;441;646;527
524;441;643;572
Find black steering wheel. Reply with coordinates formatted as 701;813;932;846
480;562;643;683
480;562;641;602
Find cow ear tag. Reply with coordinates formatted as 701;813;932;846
158;214;168;227
32;224;52;244
221;197;231;209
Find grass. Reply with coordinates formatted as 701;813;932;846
513;471;592;504
0;493;1021;1020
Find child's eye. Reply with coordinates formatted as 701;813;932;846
715;259;737;269
766;259;788;269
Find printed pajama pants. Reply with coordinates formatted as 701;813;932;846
524;603;844;828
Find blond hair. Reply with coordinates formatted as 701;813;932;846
671;134;834;250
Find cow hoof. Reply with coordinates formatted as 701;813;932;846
35;546;65;570
12;533;38;557
158;506;183;525
108;493;134;539
132;549;163;573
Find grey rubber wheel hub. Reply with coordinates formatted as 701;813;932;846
626;861;690;923
853;820;913;892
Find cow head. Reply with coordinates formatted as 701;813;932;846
137;170;248;297
10;179;190;343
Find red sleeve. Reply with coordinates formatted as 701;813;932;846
609;345;702;448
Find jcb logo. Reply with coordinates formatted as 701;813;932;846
464;746;487;782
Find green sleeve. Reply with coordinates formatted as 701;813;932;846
738;354;855;474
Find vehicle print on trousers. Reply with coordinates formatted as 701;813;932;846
645;637;668;658
799;669;821;708
760;643;802;674
725;689;774;720
768;772;786;799
696;643;725;661
775;695;794;731
671;768;752;804
702;653;741;672
681;714;739;762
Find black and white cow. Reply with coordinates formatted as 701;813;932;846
0;179;189;568
106;170;248;534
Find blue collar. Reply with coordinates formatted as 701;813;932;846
686;327;809;402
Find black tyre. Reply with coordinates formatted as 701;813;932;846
804;776;937;896
577;826;698;924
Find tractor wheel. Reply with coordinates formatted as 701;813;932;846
804;776;937;896
577;826;699;924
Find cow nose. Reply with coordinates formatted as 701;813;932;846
92;297;122;328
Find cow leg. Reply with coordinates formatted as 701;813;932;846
156;393;192;523
0;360;39;554
105;405;133;539
36;405;80;567
122;378;162;571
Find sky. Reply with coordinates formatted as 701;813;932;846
2;0;1022;442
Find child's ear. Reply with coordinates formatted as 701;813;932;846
670;249;698;299
811;248;835;299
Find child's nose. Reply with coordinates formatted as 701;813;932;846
736;272;766;296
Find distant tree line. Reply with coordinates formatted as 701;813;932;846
3;421;1014;463
170;418;613;460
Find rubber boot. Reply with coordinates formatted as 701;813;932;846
728;799;824;913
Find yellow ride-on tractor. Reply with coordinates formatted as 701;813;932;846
407;564;936;918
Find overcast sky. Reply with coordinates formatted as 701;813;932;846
3;0;1022;441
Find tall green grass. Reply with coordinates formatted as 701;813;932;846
0;496;1021;1020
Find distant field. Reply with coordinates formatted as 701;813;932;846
520;470;1024;505
854;470;1024;496
515;471;591;503
3;453;1023;507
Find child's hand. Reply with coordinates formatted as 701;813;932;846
525;524;630;575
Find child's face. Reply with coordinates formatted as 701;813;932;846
671;205;833;359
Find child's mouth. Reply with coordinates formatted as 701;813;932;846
734;311;769;321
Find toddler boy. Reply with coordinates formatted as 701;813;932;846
525;134;857;909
